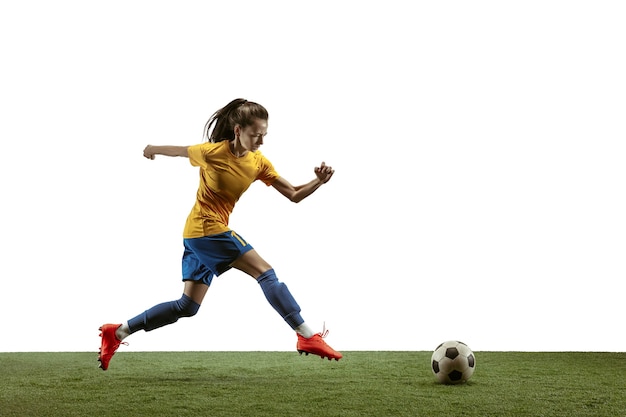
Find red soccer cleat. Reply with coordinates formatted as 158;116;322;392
98;324;126;370
297;328;342;361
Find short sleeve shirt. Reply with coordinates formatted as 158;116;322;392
183;141;279;238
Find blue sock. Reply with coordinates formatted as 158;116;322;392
257;269;304;329
127;294;201;333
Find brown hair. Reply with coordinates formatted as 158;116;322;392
203;98;269;142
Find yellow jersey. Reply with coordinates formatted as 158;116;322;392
183;141;279;238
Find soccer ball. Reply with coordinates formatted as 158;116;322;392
431;340;476;384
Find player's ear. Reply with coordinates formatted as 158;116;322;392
234;124;241;138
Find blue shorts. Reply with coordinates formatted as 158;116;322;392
182;230;254;286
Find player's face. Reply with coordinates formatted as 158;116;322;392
237;118;268;152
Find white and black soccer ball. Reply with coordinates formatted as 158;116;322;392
431;340;476;384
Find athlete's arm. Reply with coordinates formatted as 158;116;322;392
143;145;189;160
271;162;334;203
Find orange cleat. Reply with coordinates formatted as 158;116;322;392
297;328;342;361
98;324;126;370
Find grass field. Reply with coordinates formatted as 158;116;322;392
0;351;624;416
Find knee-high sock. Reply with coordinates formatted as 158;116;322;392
257;269;304;329
127;294;201;334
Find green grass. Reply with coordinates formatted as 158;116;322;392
0;351;624;416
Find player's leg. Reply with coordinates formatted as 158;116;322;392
116;243;213;339
122;281;206;336
181;231;306;331
98;244;212;370
231;248;342;361
230;249;305;329
98;281;206;370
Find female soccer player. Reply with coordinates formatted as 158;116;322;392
98;98;342;370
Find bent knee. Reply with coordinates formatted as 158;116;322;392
177;294;201;318
180;303;200;318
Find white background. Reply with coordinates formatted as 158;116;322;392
1;1;624;353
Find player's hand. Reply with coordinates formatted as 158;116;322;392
314;162;334;184
143;145;156;160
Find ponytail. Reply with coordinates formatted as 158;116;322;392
203;98;269;142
